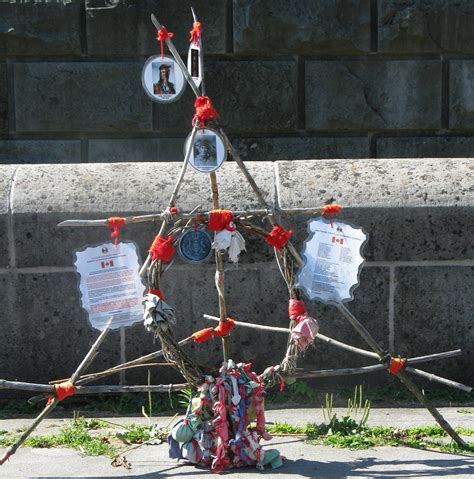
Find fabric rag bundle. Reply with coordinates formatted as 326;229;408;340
168;360;282;472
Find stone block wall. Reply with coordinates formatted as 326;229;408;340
0;158;472;391
0;0;474;163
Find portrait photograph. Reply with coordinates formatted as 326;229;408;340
141;55;186;104
186;128;227;173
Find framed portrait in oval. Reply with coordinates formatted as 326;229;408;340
142;55;186;104
184;128;227;173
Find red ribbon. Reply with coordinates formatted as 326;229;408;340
288;299;306;320
265;225;293;250
192;327;214;343
322;203;342;227
156;26;174;59
189;21;202;46
207;209;234;231
193;96;219;126
149;235;176;262
148;288;164;300
47;381;76;405
388;357;406;375
107;217;125;246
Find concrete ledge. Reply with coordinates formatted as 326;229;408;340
0;158;472;388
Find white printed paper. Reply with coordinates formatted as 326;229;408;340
296;218;367;304
74;242;146;330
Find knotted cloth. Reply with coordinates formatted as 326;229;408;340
193;96;219;126
47;381;76;405
265;225;293;250
107;217;125;246
388;356;406;374
189;21;202;46
322;203;342;227
149;234;176;262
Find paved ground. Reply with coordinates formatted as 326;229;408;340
0;407;473;478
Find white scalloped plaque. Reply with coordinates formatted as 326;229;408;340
296;218;368;304
74;241;146;331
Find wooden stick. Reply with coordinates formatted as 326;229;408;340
293;364;385;378
406;367;472;393
150;14;200;97
0;321;112;465
335;303;469;448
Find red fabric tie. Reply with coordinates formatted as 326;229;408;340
193;96;219;126
214;318;235;337
192;318;235;343
192;327;214;343
265;225;293;250
149;235;176;262
169;206;179;215
148;288;164;300
107;217;125;246
189;21;202;46
156;26;174;59
388;357;406;374
47;381;76;405
288;299;306;320
322;203;342;227
207;209;234;231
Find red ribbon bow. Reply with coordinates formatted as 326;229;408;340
107;217;125;246
149;234;176;262
189;21;202;46
265;225;293;250
193;96;219;126
156;26;174;59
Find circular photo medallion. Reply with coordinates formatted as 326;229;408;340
142;55;186;104
179;229;213;263
184;128;227;173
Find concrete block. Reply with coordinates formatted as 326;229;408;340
88;138;185;163
14;62;152;133
0;140;81;164
234;0;370;54
233;136;370;161
450;61;474;129
306;60;442;130
276;158;474;261
86;0;226;56
394;266;474;385
376;136;474;158
0;62;7;132
156;60;298;133
0;165;15;268
12;161;275;267
379;0;474;53
0;1;82;57
0;272;121;386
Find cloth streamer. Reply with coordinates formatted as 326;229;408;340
107;217;125;246
265;225;293;250
167;360;282;472
189;21;202;46
156;26;174;59
212;227;246;263
142;292;176;336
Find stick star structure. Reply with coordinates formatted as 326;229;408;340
1;7;471;470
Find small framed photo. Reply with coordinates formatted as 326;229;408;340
142;55;186;104
185;128;227;173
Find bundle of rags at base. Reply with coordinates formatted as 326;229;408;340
168;360;282;472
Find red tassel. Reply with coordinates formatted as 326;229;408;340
149;235;176;262
213;318;235;337
388;357;406;375
107;217;126;246
265;225;293;250
193;96;219;126
207;209;234;231
189;21;202;46
322;203;342;227
156;26;174;60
